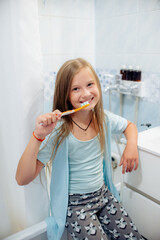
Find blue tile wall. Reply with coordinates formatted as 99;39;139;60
44;69;160;104
40;0;160;129
96;68;160;104
94;0;160;130
44;69;160;131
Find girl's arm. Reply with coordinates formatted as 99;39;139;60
16;136;44;185
16;110;61;185
119;121;139;174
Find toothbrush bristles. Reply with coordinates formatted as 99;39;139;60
81;101;89;106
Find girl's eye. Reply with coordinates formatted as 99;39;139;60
88;82;93;87
72;87;79;91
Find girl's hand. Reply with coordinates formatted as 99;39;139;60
119;142;139;174
34;110;62;139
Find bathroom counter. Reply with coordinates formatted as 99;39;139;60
121;126;160;157
138;126;160;157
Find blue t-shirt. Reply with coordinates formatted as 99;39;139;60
68;133;103;194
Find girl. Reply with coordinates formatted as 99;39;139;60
16;58;144;240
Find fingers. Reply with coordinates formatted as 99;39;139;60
119;156;138;174
119;157;127;174
134;158;139;171
34;110;62;139
37;110;61;127
40;115;51;126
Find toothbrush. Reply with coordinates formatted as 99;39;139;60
39;102;90;125
61;101;90;117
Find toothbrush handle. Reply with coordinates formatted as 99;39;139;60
74;103;89;112
61;109;75;117
61;103;90;117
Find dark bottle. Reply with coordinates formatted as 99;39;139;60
120;65;127;80
136;66;141;81
127;65;133;81
132;66;136;81
133;66;141;81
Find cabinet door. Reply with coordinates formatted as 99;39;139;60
123;149;160;201
122;186;160;240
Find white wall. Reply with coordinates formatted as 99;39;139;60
38;0;95;72
95;0;160;129
95;0;160;73
38;0;95;112
38;0;160;127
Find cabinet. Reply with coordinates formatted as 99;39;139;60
121;126;160;240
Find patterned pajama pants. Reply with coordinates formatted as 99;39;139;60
63;184;144;240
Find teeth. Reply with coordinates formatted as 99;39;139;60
81;101;89;106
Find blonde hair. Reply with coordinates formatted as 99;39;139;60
47;58;106;169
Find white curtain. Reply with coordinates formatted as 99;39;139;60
0;0;49;238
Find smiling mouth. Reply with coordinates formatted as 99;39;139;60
80;97;94;104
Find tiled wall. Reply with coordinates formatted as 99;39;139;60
38;0;95;73
38;0;95;113
38;0;160;127
95;0;160;129
95;0;160;73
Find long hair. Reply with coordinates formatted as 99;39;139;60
47;58;106;169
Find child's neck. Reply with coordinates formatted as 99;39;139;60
71;110;92;124
70;110;98;141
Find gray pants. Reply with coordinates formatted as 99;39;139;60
62;184;144;240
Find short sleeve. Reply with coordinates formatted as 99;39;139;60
37;131;57;166
104;110;128;134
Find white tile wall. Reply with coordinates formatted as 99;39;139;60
95;0;160;73
38;0;95;72
114;0;139;16
96;15;138;55
138;11;160;54
140;0;160;12
75;0;94;18
49;0;76;18
74;19;94;55
50;17;75;55
95;0;160;127
38;0;160;73
95;0;115;18
38;0;160;121
95;0;139;18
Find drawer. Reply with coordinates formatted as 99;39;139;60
121;185;160;240
123;149;160;201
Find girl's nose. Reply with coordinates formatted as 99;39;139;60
81;88;90;97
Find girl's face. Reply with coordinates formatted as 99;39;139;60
69;67;100;111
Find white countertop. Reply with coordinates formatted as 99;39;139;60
138;126;160;156
120;126;160;157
